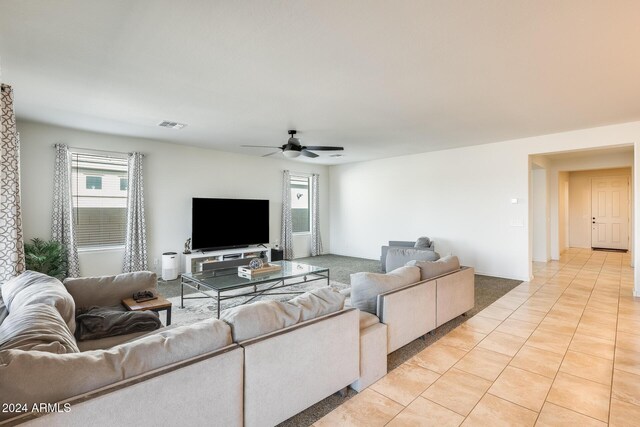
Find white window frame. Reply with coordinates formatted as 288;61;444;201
291;175;311;235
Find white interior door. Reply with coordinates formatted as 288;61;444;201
591;176;629;250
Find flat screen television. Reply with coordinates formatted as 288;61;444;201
191;198;269;251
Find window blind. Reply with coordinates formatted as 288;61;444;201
71;152;128;248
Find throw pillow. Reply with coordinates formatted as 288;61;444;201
350;266;420;314
414;236;431;248
289;287;346;321
64;271;157;309
220;300;302;342
407;255;461;281
0;303;79;354
1;270;76;332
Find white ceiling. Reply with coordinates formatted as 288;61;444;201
2;1;640;165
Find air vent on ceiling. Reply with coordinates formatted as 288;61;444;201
157;121;187;130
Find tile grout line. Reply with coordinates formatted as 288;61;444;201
608;257;623;425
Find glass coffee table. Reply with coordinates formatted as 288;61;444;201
180;261;330;318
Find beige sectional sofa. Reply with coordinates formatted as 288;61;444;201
0;271;358;427
1;256;473;425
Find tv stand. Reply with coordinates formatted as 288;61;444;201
183;246;272;274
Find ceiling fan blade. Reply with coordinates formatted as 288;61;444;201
301;150;319;158
262;151;282;157
241;145;282;148
303;146;344;151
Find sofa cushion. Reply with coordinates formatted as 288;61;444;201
0;303;79;354
1;270;76;332
289;287;346;321
77;330;151;352
350;266;420;314
0;317;231;420
220;300;301;342
64;271;156;308
359;311;380;330
407;255;461;280
414;236;431;248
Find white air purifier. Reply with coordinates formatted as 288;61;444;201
162;252;179;281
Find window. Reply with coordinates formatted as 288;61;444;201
85;176;102;189
71;152;128;248
291;176;310;233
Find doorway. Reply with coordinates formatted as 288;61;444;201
591;176;630;251
528;145;634;280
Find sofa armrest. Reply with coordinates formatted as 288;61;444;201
64;271;158;308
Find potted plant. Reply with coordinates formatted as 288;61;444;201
24;238;68;280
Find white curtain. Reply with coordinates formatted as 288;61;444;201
0;84;25;281
310;173;323;256
52;144;80;277
122;152;148;272
280;170;293;260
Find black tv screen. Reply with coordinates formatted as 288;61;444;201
192;198;269;250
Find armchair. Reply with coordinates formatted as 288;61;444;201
380;239;436;272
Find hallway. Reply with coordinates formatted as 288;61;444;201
316;248;638;426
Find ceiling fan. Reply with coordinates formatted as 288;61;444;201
242;130;344;158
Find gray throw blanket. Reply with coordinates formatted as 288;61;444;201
75;305;161;341
0;296;8;326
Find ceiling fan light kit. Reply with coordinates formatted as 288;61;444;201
283;150;301;158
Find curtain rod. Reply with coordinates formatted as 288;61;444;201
61;145;135;159
287;171;318;177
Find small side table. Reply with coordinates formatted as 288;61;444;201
122;294;172;326
271;249;284;261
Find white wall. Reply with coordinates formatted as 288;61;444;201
18;120;330;276
558;171;569;254
330;121;640;283
568;168;631;248
531;168;549;262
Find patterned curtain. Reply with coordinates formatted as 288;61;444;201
0;84;25;281
52;144;80;277
122;152;148;272
310;173;323;256
280;170;293;260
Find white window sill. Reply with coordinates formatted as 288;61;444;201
78;245;125;253
293;232;311;236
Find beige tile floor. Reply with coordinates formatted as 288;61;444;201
315;248;639;426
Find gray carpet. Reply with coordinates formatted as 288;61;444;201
157;255;521;426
